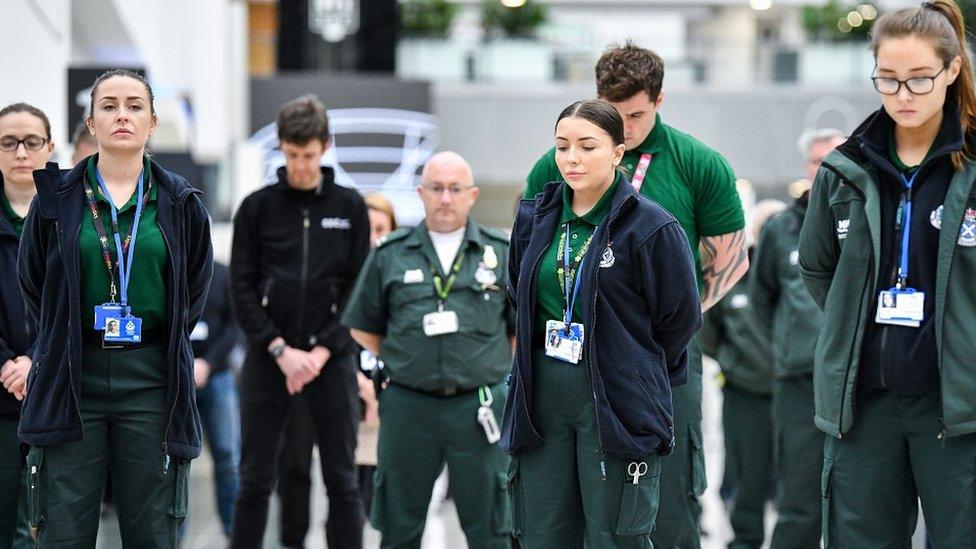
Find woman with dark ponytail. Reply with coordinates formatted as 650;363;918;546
799;1;976;545
18;69;213;547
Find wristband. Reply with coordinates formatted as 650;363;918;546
269;342;287;359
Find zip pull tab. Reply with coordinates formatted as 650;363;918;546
938;417;947;448
600;460;607;482
163;454;171;473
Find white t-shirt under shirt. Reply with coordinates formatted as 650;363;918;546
428;227;465;274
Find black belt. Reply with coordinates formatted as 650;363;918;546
389;381;480;399
82;327;167;349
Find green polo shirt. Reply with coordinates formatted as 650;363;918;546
80;155;168;331
535;175;618;332
888;131;932;174
342;220;514;392
0;187;25;237
525;113;745;288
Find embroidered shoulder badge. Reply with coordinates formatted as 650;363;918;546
959;208;976;247
930;204;943;230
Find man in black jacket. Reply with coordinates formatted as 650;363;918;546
190;261;241;539
230;95;370;548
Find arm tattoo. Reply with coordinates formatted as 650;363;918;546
699;229;749;312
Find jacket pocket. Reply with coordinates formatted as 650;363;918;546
821;458;834;546
168;459;190;519
371;469;388;530
689;424;707;497
491;471;512;534
26;446;44;530
603;360;673;450
506;457;522;538
615;457;662;536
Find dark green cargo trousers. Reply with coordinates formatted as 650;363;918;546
822;387;976;548
372;381;511;549
27;342;188;548
0;418;31;548
509;351;662;549
722;384;773;549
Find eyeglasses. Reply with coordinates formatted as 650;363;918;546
871;65;947;96
0;136;48;152
421;184;473;197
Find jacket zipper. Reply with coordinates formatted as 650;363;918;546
588;230;607;480
57;220;85;430
299;208;310;345
261;279;273;308
159;189;199;465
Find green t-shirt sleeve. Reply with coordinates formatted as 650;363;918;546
340;247;388;335
524;148;562;199
690;148;746;237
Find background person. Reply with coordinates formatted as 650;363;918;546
230;94;369;549
343;151;514;549
0;101;55;548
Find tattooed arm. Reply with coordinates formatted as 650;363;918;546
699;229;749;312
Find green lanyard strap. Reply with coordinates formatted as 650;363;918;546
432;253;465;302
555;222;594;295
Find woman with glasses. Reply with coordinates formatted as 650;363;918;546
502;99;701;547
17;70;213;547
799;1;976;545
0;102;54;546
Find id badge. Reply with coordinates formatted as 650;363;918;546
93;303;124;330
423;310;460;337
478;405;501;444
544;319;585;364
103;315;143;345
875;289;924;328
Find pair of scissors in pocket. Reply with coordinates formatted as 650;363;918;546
627;461;648;485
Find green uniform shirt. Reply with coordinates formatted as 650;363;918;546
525;113;745;287
342;219;514;392
535;174;618;332
80;155;168;331
888;131;932;174
0;186;25;237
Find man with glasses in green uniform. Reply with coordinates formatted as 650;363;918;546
524;42;747;547
343;151;514;549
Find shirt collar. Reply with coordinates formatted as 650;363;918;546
560;172;621;225
632;112;665;155
86;153;156;211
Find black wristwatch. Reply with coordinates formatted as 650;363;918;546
269;341;287;359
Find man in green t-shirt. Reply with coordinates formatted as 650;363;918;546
524;42;747;548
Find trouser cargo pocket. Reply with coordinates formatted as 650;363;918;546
168;459;190;520
506;457;522;538
26;447;44;531
616;458;662;536
492;471;513;535
821;458;834;546
371;469;388;530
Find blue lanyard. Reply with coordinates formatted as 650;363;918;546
896;169;919;289
94;168;145;307
562;223;585;328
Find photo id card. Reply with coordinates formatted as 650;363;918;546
93;303;125;330
545;320;585;364
875;289;924;328
103;315;143;345
423;310;460;337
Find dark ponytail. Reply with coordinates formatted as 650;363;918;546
871;0;976;170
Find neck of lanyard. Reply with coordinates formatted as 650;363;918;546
433;252;464;304
895;169;919;289
93;168;146;306
562;223;586;328
630;153;652;192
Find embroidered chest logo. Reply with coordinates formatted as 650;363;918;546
321;217;351;230
730;294;749;309
789;249;799;266
959;208;976;247
930;204;943;230
599;246;615;268
836;219;850;240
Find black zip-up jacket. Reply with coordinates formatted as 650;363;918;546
17;159;213;459
844;102;960;394
230;167;369;355
0;182;32;420
502;178;702;461
192;261;239;373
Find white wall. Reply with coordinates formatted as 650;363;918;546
0;0;72;162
